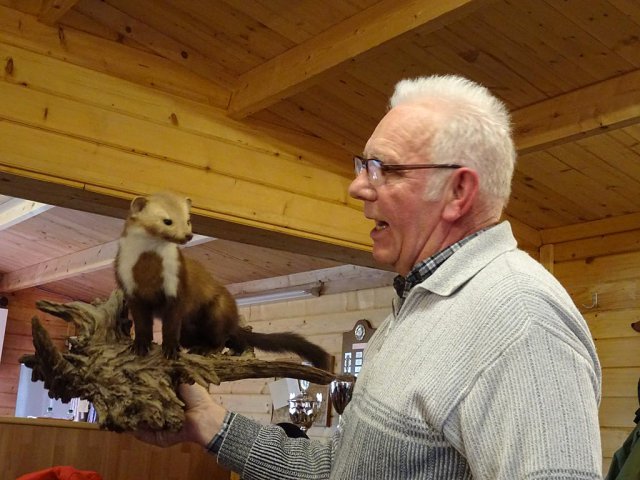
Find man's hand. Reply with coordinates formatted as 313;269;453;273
133;383;227;448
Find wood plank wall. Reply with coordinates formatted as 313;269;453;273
0;287;73;416
551;225;640;473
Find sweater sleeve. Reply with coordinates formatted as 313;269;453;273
451;324;602;480
216;414;336;479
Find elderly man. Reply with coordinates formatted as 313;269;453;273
137;75;602;480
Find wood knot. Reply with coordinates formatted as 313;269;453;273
4;57;13;76
459;49;480;63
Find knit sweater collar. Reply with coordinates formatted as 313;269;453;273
393;222;517;299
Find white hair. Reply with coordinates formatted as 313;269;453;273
390;75;516;210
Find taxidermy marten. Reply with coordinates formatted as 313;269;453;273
115;191;330;370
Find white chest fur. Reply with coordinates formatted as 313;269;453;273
117;226;181;297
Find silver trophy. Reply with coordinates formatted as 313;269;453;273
329;375;356;431
288;379;323;433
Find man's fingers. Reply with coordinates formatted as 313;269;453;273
178;382;210;406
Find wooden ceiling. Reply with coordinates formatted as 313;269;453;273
0;0;639;302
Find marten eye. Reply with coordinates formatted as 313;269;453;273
187;219;191;226
163;219;173;226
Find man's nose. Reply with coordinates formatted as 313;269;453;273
348;171;376;201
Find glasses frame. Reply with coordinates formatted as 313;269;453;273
354;156;462;185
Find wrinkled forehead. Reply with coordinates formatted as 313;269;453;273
364;104;441;161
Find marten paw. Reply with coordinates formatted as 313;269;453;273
186;345;212;356
131;339;150;356
162;343;180;360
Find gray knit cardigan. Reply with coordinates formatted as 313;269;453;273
217;222;603;479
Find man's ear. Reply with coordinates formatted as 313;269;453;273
442;168;479;221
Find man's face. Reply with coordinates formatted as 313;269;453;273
348;105;449;276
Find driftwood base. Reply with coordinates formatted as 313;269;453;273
20;289;336;432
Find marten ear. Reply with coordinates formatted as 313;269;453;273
130;196;148;214
185;197;192;208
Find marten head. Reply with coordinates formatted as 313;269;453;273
127;192;194;244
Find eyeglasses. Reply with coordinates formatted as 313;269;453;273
353;156;462;186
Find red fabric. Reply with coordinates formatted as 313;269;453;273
16;466;103;480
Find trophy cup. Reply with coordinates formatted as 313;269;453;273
288;379;323;433
329;375;356;431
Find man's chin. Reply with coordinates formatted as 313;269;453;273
371;248;396;269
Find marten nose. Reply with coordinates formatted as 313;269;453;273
185;233;193;242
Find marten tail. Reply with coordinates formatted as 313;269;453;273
233;329;330;371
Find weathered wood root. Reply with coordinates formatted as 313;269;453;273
20;289;336;432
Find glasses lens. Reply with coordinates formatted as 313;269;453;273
369;159;383;185
354;157;364;177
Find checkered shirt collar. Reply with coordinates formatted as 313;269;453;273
393;227;491;299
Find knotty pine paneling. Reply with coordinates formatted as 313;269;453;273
602;367;640;398
553;229;640;263
555;251;640;290
551;229;640;472
0;4;229;107
0;287;73;415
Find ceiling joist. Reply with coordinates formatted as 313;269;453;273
227;0;492;119
0;242;391;297
224;265;395;300
0;235;214;293
75;0;235;89
513;68;640;155
38;0;81;26
0;240;119;293
0;197;52;232
541;212;640;245
0;5;229;108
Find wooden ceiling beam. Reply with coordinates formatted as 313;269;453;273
0;240;118;293
0;235;214;293
513;68;640;155
38;0;81;26
541;212;640;245
217;265;395;300
0;197;52;232
74;0;235;89
0;39;376;268
227;0;493;119
0;241;386;295
0;5;228;108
